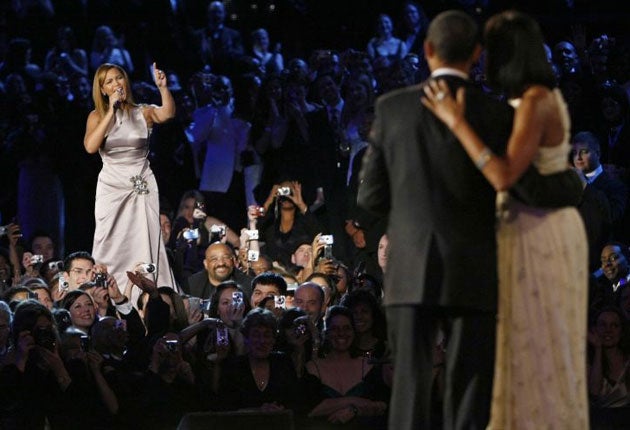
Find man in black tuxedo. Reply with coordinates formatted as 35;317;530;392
358;10;581;430
183;242;252;300
192;1;244;75
572;131;628;271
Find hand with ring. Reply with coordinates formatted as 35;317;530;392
421;79;466;129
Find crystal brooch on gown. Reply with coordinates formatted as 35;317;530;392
130;175;149;194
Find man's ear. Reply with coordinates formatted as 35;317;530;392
423;40;434;60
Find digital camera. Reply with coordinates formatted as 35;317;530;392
30;255;44;265
277;187;292;197
254;206;265;217
94;272;108;288
48;260;64;271
319;235;334;245
245;229;259;240
247;249;260;262
58;275;69;291
138;263;156;274
274;295;286;309
183;228;199;241
210;224;227;237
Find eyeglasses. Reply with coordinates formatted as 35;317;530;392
601;254;622;266
570;149;591;158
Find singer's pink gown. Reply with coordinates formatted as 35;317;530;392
92;106;175;296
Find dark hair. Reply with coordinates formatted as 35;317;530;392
425;10;479;65
11;299;54;346
483;10;556;98
322;305;358;356
52;308;73;333
339;288;387;341
60;289;93;311
252;272;288;295
208;281;250;318
158;286;189;331
63;251;94;273
305;272;338;306
571;131;601;153
240;307;278;338
3;286;34;307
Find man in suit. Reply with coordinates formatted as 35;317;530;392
183;242;252;300
572;131;628;270
192;1;244;75
358;10;582;429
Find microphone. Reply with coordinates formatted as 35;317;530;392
138;263;156;274
113;88;124;110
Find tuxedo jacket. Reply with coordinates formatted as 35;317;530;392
183;269;253;300
358;77;581;311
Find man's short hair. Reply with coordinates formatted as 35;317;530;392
251;272;287;295
63;251;95;272
571;131;601;154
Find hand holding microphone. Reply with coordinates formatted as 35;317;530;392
112;87;124;110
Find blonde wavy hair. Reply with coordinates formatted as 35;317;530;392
91;63;136;117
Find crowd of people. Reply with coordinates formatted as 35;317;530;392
0;0;630;428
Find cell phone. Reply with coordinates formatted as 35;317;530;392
58;275;69;291
165;339;179;352
324;244;334;260
232;291;244;307
216;327;229;347
188;296;201;312
274;295;286;309
201;299;212;315
277;187;291;196
210;224;227;237
245;229;259;240
80;335;90;352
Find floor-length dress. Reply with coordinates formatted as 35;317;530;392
92;106;176;297
488;90;589;429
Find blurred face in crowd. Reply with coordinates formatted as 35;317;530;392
601;245;629;282
326;313;354;352
208;1;226;27
308;275;332;308
294;283;324;322
64;258;95;290
571;142;599;173
217;287;238;323
32;287;54;310
245;325;275;360
179;198;196;224
595;311;622;348
404;3;421;29
376;14;394;38
204;243;235;284
351;302;374;335
32;236;55;261
251;283;281;308
553;41;579;74
291;244;312;268
160;214;172;243
250;257;271;276
378;234;389;273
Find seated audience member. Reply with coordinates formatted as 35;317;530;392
218;308;302;413
304;305;390;429
0;300;72;429
339;289;388;360
588;306;630;428
183;242;253;300
572;131;628;270
366;14;408;62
